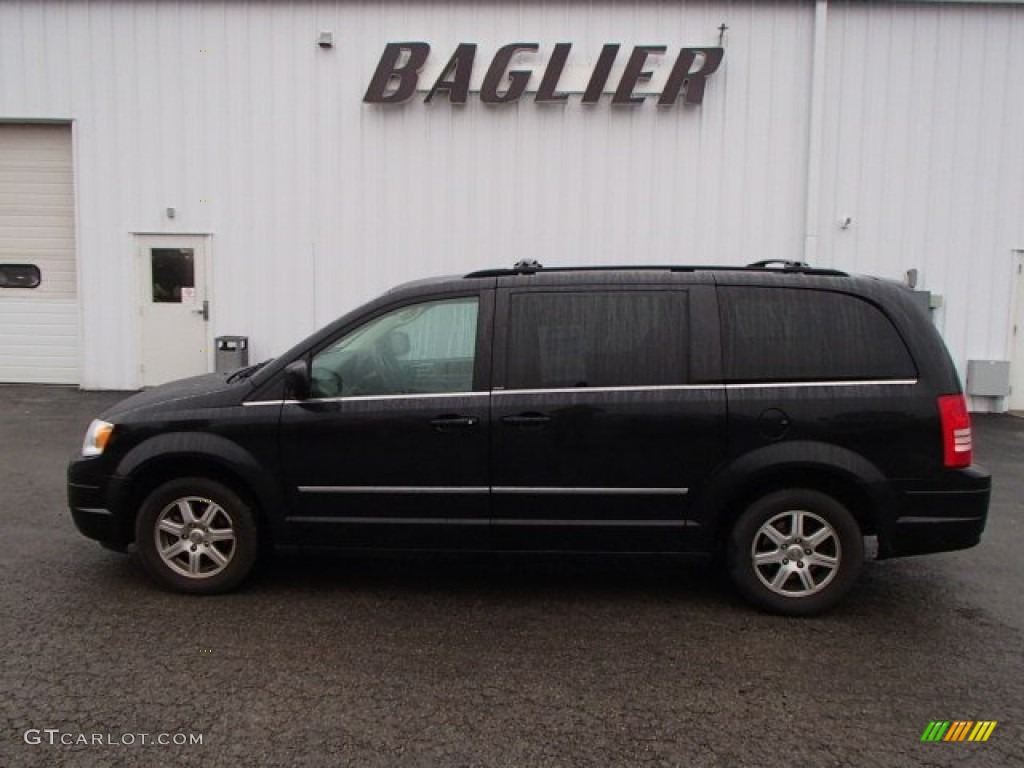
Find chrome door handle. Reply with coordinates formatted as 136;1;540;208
429;415;479;432
192;300;209;321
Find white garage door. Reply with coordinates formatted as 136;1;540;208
0;124;78;384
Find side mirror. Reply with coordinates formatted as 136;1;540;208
283;360;311;400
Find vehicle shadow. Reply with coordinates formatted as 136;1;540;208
249;550;735;605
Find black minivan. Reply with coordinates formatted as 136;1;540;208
68;263;991;614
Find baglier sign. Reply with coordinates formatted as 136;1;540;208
363;42;724;106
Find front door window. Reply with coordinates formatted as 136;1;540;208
310;297;479;398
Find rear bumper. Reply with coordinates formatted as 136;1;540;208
878;466;991;558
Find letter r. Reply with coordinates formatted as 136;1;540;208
659;47;724;106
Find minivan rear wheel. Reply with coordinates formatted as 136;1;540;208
728;489;863;616
135;477;258;594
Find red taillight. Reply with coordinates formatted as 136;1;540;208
938;394;973;468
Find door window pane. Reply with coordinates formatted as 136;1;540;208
151;248;195;303
312;297;479;397
506;291;690;389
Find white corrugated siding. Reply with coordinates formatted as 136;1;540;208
0;0;815;388
0;124;78;384
0;299;79;383
0;1;1021;400
815;2;1024;410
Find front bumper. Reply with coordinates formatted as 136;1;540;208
68;461;132;549
878;465;991;558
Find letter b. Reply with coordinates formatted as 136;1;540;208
364;43;431;103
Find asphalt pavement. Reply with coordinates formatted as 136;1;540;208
1;384;1021;767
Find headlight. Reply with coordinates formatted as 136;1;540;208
82;419;115;457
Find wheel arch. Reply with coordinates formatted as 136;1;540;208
111;433;284;547
697;441;897;556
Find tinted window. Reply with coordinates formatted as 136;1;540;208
0;264;41;289
151;248;195;303
506;291;689;389
311;297;479;397
720;287;916;382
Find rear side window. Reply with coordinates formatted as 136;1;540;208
720;287;916;382
506;290;689;389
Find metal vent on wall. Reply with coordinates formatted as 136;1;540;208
966;360;1011;398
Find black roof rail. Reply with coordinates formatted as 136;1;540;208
464;262;848;278
747;259;807;269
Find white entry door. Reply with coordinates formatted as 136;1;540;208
137;235;211;386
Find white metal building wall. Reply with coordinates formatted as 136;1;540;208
816;1;1024;411
0;123;78;384
0;0;818;389
0;1;1021;399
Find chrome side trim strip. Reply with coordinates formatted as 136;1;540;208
298;486;489;495
723;379;918;391
286;517;692;528
246;379;918;406
298;486;687;496
493;486;689;496
496;380;917;396
894;515;983;524
494;384;719;396
492;519;695;528
244;391;489;407
289;516;488;525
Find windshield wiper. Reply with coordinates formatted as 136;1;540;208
226;359;272;383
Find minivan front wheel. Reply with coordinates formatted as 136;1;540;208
728;489;863;616
135;478;258;594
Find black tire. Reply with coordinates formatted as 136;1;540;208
135;477;258;594
727;489;863;616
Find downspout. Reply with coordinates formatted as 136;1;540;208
803;0;829;265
